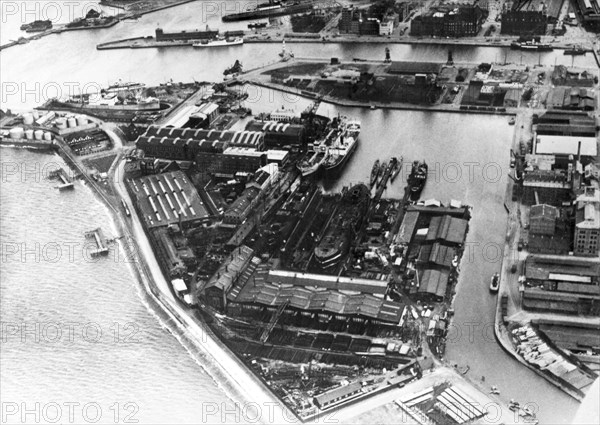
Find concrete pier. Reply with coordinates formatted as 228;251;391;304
49;168;74;190
84;228;109;257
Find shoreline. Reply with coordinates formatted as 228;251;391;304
2;141;297;422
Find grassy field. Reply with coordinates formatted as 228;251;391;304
83;154;117;174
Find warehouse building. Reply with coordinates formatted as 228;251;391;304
128;170;211;229
245;120;305;148
523;254;600;316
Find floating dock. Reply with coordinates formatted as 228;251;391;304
84;228;109;257
48;168;74;190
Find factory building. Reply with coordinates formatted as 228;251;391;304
245;120;305;148
522;170;572;205
155;27;218;41
574;187;600;256
196;148;268;177
573;0;600;29
530;204;559;235
548;87;595;111
128;170;211;229
501;11;547;35
523;255;600;316
222;164;278;225
411;5;486;37
136;125;265;160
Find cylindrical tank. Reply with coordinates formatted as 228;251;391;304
55;118;67;129
32;110;40;119
22;113;34;125
43;132;52;141
24;129;34;140
76;115;87;126
34;130;44;140
67;117;77;128
9;127;24;139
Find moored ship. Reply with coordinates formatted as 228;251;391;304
510;41;552;51
322;119;360;179
370;160;380;187
297;145;328;178
313;184;370;270
222;1;316;22
376;161;387;188
408;160;428;201
20;19;52;32
193;37;244;48
564;46;586;55
390;156;403;182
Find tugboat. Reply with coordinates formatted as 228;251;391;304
322;119;361;180
390;156;403;182
370;159;381;187
297;145;328;178
407;160;428;201
279;40;294;61
564;46;586;55
313;184;370;270
490;273;500;293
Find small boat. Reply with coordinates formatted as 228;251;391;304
490;273;499;293
279;40;294;60
370;160;380;187
390;156;403;182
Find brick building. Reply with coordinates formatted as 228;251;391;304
411;5;486;37
501;11;547;35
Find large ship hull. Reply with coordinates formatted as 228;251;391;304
313;184;370;271
222;3;314;22
323;136;358;180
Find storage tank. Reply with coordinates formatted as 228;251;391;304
34;130;44;140
55;118;67;129
22;113;34;125
43;132;52;141
67;117;77;128
24;129;34;140
9;127;24;139
76;115;87;126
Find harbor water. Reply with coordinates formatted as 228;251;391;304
0;2;589;423
0;148;249;424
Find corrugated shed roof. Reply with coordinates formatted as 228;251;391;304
426;215;468;244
